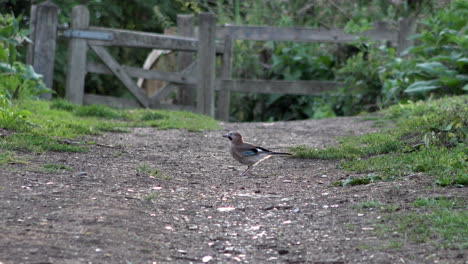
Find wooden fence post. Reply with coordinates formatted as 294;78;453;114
27;0;58;100
177;14;196;106
65;5;89;105
216;34;233;121
197;13;216;117
398;16;417;55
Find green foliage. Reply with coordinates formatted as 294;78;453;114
230;42;337;121
384;0;468;100
0;13;49;132
0;13;49;100
334;44;396;115
385;96;467;148
270;43;335;81
291;96;467;187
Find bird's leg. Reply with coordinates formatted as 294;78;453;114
240;166;253;176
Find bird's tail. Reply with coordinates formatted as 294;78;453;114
271;152;292;155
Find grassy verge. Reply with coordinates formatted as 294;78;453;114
0;99;220;154
374;197;467;249
290;95;467;187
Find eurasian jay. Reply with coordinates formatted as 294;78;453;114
223;132;292;176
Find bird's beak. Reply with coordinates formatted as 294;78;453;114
222;133;232;141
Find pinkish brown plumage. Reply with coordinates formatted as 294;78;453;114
222;132;291;176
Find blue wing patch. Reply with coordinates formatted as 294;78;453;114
241;150;257;157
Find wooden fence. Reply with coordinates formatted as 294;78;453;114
28;1;416;121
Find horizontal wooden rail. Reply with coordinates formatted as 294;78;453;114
87;62;196;84
60;27;224;53
216;22;397;43
149;61;197;105
218;79;342;95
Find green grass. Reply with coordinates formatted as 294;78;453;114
42;163;72;172
333;174;382;186
290;95;468;187
143;192;159;201
74;104;127;119
129;109;220;132
342;145;467;186
0;99;220;153
290;133;402;159
1;133;86;152
0;151;27;165
353;200;384;209
380;197;468;249
136;164;160;176
352;200;400;212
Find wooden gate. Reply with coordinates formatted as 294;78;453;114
28;2;415;120
28;3;221;116
63;5;222;115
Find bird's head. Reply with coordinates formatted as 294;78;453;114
222;132;243;144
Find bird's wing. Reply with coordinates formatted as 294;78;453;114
237;143;272;157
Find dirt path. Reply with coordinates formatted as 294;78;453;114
0;117;465;263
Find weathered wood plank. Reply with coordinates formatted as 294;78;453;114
79;26;224;53
197;13;217;117
216;22;398;43
216;34;233;121
29;1;58;99
26;5;37;65
86;62;196;84
219;80;342;95
83;94;140;109
65;5;89;105
84;94;196;112
398;16;417;55
176;14;196;105
89;45;149;107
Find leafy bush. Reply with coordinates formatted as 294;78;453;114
0;13;49;131
383;0;468;99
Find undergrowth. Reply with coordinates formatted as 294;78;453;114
290;95;467;187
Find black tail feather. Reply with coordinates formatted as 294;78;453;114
271;152;292;155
